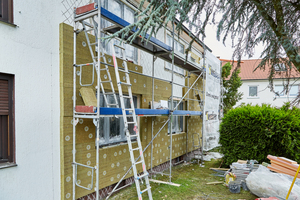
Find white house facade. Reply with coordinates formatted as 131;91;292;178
221;59;300;108
0;0;63;199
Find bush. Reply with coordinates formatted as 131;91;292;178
219;103;300;166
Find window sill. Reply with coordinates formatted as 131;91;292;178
247;97;259;99
0;162;17;169
100;140;137;149
0;19;17;27
168;132;186;136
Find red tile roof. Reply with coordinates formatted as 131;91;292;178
221;59;300;80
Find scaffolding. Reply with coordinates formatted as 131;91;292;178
72;1;208;199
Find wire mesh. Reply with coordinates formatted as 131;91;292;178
61;0;93;25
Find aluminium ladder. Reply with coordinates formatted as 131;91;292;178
111;41;153;200
192;133;202;165
81;16;119;108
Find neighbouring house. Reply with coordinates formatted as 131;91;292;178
220;59;300;108
0;0;220;200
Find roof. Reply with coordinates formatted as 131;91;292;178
221;59;300;80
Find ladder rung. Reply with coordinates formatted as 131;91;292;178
114;44;125;50
132;147;140;151
137;173;149;180
99;68;107;71
107;103;118;106
104;92;116;95
129;134;138;138
119;82;131;86
135;160;143;165
118;69;129;73
90;42;98;46
127;121;136;124
125;108;134;111
122;96;131;99
101;80;112;83
140;187;151;194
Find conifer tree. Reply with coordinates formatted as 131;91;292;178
106;0;300;101
222;62;243;114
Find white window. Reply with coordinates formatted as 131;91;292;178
249;86;258;97
275;84;299;97
98;93;138;146
101;0;138;63
289;85;299;96
165;34;185;75
168;100;184;134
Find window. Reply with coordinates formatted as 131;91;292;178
0;73;14;164
289;85;299;96
101;0;137;63
275;84;299;97
249;86;258;97
97;93;138;146
165;34;185;75
168;100;184;134
275;85;284;97
273;63;287;71
0;0;13;24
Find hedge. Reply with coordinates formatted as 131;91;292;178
219;104;300;166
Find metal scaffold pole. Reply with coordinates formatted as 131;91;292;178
169;21;175;183
201;46;206;166
72;9;77;200
95;1;101;198
151;55;155;174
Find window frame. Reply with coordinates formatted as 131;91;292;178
0;73;15;165
274;84;299;97
273;63;287;72
0;0;13;24
248;85;258;98
101;0;138;63
165;34;185;76
168;100;184;135
97;93;139;147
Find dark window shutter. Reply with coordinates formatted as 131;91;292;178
0;79;9;115
0;115;8;161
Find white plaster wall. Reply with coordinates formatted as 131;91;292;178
0;0;63;199
237;79;300;107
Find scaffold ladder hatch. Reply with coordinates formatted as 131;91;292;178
111;40;153;200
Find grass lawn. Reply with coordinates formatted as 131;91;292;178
110;159;258;200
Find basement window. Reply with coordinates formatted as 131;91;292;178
0;0;13;24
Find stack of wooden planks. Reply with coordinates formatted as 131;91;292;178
267;155;300;178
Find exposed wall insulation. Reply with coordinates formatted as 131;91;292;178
60;23;203;200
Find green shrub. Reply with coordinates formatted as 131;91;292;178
219;103;300;166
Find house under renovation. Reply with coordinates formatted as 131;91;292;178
0;0;221;199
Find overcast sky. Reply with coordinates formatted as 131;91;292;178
203;24;264;60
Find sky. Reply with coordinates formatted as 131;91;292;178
202;24;264;60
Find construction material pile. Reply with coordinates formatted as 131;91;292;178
228;160;259;184
246;165;300;199
267;155;300;178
